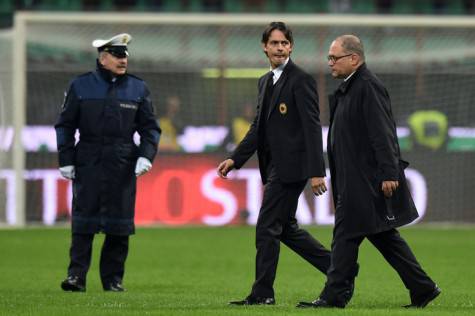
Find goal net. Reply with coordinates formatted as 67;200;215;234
3;13;475;226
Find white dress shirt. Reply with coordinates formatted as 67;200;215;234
270;58;289;85
344;70;356;82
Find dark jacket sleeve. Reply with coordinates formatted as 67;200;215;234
230;112;258;169
136;83;161;162
55;82;79;167
362;80;399;180
294;73;326;177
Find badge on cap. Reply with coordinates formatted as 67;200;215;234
92;33;132;48
279;103;287;115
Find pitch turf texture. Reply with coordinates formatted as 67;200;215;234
0;226;473;315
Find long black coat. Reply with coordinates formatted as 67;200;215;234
55;62;161;235
328;63;418;238
231;59;325;184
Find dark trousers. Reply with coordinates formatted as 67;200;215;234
321;220;436;306
67;233;129;287
251;164;331;298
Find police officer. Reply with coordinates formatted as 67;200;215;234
55;33;161;292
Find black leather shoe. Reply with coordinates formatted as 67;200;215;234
61;276;85;292
404;285;441;308
103;282;126;292
296;298;343;308
229;295;275;305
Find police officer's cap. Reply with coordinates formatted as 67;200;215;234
92;33;132;58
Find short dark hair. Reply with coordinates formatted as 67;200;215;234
261;22;293;45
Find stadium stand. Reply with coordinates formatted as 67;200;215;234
0;0;13;27
352;0;376;14
1;0;475;25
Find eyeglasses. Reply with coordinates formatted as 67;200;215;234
327;54;353;63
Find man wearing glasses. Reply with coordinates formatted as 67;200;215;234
297;35;440;309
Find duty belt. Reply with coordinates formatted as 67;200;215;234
80;136;134;144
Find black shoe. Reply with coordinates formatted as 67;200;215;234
103;282;126;292
296;298;343;308
404;285;441;308
61;276;85;292
229;295;275;305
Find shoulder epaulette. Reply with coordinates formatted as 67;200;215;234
126;73;144;82
76;71;94;79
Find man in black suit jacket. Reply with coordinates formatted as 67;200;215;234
217;22;331;305
297;35;440;309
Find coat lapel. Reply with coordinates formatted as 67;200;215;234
257;72;272;122
328;94;337;123
328;64;361;122
267;60;293;120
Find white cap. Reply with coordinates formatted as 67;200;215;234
92;33;132;48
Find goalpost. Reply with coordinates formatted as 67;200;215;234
0;29;15;226
6;12;475;226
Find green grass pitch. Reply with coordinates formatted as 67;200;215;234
0;226;474;315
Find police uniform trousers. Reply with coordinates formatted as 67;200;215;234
67;233;129;286
251;159;331;298
320;197;436;306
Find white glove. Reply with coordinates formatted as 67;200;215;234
135;157;152;177
59;165;75;180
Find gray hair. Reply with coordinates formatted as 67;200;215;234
336;35;365;61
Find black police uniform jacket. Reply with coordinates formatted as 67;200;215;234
231;59;325;184
55;61;161;235
328;63;418;238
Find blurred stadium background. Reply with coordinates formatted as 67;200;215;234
1;2;475;316
0;0;475;228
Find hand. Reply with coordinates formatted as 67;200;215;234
59;165;75;180
382;180;399;198
135;157;152;177
217;159;235;179
311;177;327;196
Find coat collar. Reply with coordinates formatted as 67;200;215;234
266;59;295;119
95;59;126;84
329;63;368;122
270;57;289;83
336;62;367;94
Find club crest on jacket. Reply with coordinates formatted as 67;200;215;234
279;103;287;115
